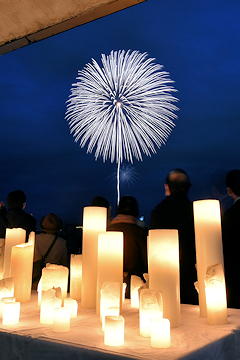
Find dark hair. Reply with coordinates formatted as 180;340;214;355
91;196;110;209
165;169;191;194
117;196;139;217
225;170;240;196
7;190;26;209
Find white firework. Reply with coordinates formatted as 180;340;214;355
65;49;178;203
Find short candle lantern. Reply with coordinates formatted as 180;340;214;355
100;282;121;322
2;301;20;325
81;206;107;309
151;318;171;348
139;289;163;337
42;264;69;300
3;228;26;278
205;263;228;325
193;200;225;317
0;297;16;318
10;242;34;302
148;229;180;328
40;296;62;324
64;298;78;318
0;277;14;301
53;307;71;332
104;315;125;346
102;307;120;331
97;231;123;316
70;254;82;301
130;275;144;308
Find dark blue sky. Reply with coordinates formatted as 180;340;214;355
0;0;240;227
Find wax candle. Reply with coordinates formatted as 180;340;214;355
81;206;107;309
205;263;228;325
102;307;120;331
0;277;14;300
0;297;16;318
64;298;78;318
193;199;224;317
70;254;82;301
100;282;121;322
42;264;69;300
148;229;180;328
53;307;71;332
3;228;26;278
97;231;123;316
104;315;125;346
130;275;144;308
139;289;163;337
2;301;20;325
122;283;127;302
151;318;171;348
10;242;34;302
40;296;62;324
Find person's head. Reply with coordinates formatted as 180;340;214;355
91;196;110;209
165;169;191;195
7;190;26;210
40;213;63;234
225;170;240;197
116;196;139;217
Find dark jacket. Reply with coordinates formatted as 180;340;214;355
6;209;36;241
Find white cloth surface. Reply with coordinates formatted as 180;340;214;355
0;292;240;360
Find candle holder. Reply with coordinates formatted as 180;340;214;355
151;318;171;348
64;298;78;318
104;315;125;346
139;289;163;337
2;301;20;325
100;282;121;322
53;307;71;332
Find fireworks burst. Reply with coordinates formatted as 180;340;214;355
65;49;178;203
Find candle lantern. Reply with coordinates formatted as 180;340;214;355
139;289;163;337
81;206;107;309
53;307;71;332
100;282;121;322
97;231;123;316
104;315;125;346
102;307;120;331
40;296;62;324
205;263;228;325
193;199;224;317
42;264;69;300
70;254;82;301
148;229;180;328
122;283;127;302
64;298;78;318
2;301;20;325
10;243;34;302
131;275;144;308
0;297;16;318
151;318;171;348
0;277;14;300
3;228;26;278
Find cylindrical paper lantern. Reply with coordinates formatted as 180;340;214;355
70;254;82;301
102;307;120;331
193;200;224;317
97;231;123;316
10;243;34;302
3;228;26;278
42;264;69;300
0;297;16;318
2;301;20;325
104;315;124;346
81;206;107;309
53;307;70;332
130;275;144;308
148;229;180;328
40;297;62;324
0;277;14;301
151;318;171;348
64;298;78;318
100;282;121;322
139;289;163;337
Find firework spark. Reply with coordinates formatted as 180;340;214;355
65;49;178;203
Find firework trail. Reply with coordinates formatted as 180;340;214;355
66;50;178;204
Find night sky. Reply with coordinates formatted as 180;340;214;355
0;0;240;228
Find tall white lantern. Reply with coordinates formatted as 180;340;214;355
193;199;225;317
70;254;82;301
3;228;26;278
148;229;180;328
96;231;123;316
81;206;107;309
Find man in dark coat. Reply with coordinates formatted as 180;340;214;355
222;169;240;308
150;169;198;305
6;190;36;241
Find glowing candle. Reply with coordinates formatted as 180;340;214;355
3;228;26;278
122;283;127;302
53;307;71;332
148;229;180;328
97;231;123;316
70;254;82;301
40;296;62;324
64;298;78;318
139;289;163;337
104;315;125;346
131;275;144;308
102;307;120;331
81;206;107;309
0;277;14;300
42;264;69;300
151;318;171;348
0;297;16;318
2;301;20;325
193;200;224;317
205;263;227;325
100;282;121;322
10;242;34;302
